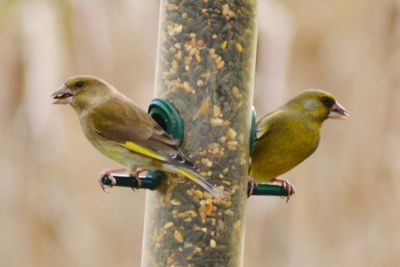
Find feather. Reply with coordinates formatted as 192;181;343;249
90;95;199;172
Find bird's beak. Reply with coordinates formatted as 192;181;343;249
51;85;74;104
328;101;349;120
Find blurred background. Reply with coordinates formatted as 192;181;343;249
1;0;399;266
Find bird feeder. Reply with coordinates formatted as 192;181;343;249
97;1;291;265
141;1;258;266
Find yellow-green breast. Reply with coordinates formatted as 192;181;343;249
250;109;321;182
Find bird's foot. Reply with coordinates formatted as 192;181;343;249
248;176;258;196
98;168;126;193
132;168;147;188
272;178;296;202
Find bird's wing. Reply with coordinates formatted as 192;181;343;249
90;97;199;171
255;110;282;140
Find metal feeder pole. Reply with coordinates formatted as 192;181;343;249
141;1;258;266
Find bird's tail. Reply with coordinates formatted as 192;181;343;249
165;165;222;197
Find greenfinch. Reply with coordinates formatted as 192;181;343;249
250;89;349;201
51;75;221;197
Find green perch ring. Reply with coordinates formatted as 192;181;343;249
148;98;184;145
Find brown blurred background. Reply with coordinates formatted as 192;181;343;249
1;0;399;266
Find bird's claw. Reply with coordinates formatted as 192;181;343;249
248;176;258;196
98;168;125;193
273;178;295;202
98;174;116;193
134;168;144;188
282;180;295;202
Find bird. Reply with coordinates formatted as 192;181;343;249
51;75;221;197
249;89;349;201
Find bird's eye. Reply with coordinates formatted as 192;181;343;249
75;81;84;88
321;96;334;108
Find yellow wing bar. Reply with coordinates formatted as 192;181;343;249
122;141;167;162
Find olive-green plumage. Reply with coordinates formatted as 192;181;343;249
52;75;221;196
250;89;348;197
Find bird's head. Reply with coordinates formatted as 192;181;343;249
285;89;349;122
52;75;115;112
